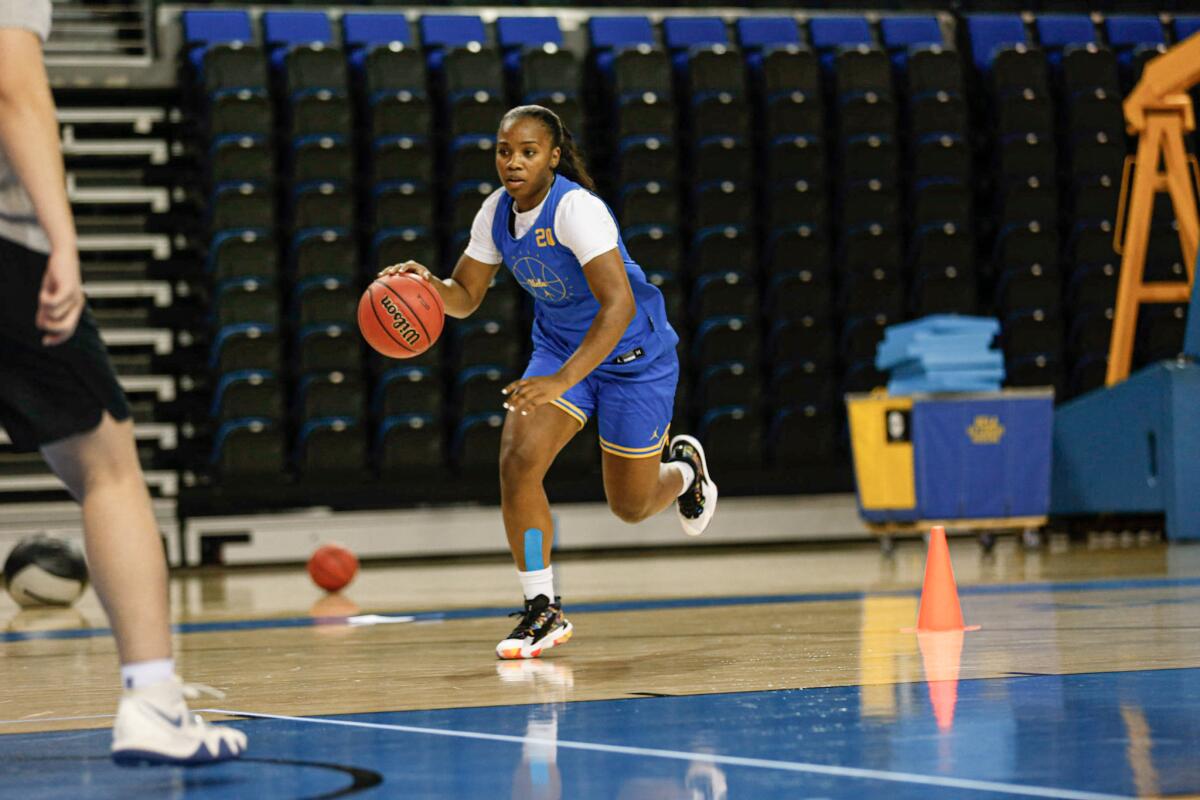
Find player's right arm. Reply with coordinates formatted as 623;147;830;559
0;26;84;345
379;188;505;319
379;255;498;319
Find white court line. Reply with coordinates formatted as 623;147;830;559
0;713;115;725
201;708;1134;800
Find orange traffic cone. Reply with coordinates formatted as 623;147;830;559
916;526;978;632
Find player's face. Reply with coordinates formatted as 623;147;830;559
496;117;561;210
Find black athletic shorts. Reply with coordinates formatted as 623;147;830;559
0;235;130;452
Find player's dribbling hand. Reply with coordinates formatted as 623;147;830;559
37;248;84;347
378;261;435;283
502;375;571;417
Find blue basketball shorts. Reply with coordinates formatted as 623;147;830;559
522;347;679;459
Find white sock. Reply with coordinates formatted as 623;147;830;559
518;566;555;602
121;658;175;690
667;461;696;496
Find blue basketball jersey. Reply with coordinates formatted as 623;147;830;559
490;175;678;374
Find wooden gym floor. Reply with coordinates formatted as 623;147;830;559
0;535;1198;798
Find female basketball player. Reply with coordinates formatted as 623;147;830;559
381;105;718;659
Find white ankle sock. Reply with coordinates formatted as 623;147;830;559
667;461;696;496
121;658;175;690
518;566;555;602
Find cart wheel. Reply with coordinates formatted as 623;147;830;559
880;535;896;556
979;532;996;553
1021;528;1042;550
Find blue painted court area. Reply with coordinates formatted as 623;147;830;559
1;668;1197;799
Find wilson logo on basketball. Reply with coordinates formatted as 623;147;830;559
379;295;421;346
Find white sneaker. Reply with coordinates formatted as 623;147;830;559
668;435;718;537
111;676;247;766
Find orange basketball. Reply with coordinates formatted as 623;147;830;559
307;543;359;593
357;273;445;358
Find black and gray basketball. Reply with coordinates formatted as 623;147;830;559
3;535;89;608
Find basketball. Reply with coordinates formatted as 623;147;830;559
358;272;445;358
3;535;89;608
307;543;359;593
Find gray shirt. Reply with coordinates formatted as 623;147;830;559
0;0;53;254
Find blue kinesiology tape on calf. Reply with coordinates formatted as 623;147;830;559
523;528;545;571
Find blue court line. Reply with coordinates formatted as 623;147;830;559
200;707;1135;800
3;574;1199;644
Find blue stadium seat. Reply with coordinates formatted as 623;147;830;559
664;18;748;142
448;134;500;182
262;11;347;93
589;17;674;148
214;276;278;328
369;135;434;184
497;17;581;132
295;417;366;475
295;371;365;421
912;178;972;229
211;323;282;373
371;180;435;232
810;17;894;138
625;225;683;275
290;180;354;232
371;227;440;273
693;316;759;367
377;414;445;476
205;87;272;139
290;228;356;281
614;135;677;184
1104;15;1166;89
211;418;285;477
691;271;756;320
736;17;800;50
698;406;762;468
967;14;1031;73
373;367;444;418
454;366;513;416
766;225;830;276
690;226;756;277
770;404;836;465
448;320;522;372
289;135;352;184
292;275;357;327
421;14;503;93
695;362;760;414
209;229;277;281
294;323;360;374
453;412;505;474
343;12;419;85
182;10;266;92
766;270;832;321
208;134;273;186
211;370;283;422
769;359;836;409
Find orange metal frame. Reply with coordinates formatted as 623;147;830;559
1107;35;1200;386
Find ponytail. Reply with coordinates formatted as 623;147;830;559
500;105;596;191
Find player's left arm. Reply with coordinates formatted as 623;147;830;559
503;248;635;416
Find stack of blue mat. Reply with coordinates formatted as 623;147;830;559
876;315;1004;395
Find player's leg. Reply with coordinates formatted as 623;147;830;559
598;355;718;535
496;402;582;660
495;351;593;660
41;411;248;765
40;411;170;663
11;301;247;764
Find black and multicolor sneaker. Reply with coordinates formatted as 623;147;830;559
496;594;573;660
668;434;718;537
